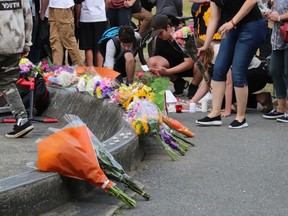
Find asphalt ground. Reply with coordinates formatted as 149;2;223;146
42;107;288;216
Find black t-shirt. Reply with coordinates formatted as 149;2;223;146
154;38;189;68
211;0;262;27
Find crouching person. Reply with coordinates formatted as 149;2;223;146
103;26;140;85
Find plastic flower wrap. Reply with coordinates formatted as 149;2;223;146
129;99;178;161
94;78;115;99
47;65;78;87
85;75;102;96
37;117;137;207
173;27;211;90
136;71;170;111
19;58;34;73
63;114;150;200
77;74;92;92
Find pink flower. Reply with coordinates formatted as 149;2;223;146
137;72;144;78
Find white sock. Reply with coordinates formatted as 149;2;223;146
17;118;28;126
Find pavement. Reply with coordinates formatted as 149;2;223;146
0;86;141;216
1;86;288;216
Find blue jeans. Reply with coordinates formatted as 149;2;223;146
269;48;288;99
106;8;132;27
213;19;267;87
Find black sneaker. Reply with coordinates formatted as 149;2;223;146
228;119;248;129
277;113;288;123
173;78;189;97
263;109;284;119
5;121;34;138
196;115;222;126
187;84;198;99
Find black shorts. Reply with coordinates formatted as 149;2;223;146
79;21;108;50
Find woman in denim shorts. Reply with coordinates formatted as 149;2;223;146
196;0;267;129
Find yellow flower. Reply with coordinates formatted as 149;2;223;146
19;58;29;66
96;86;102;98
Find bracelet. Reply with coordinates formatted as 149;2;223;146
230;19;236;27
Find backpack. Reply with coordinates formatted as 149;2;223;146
98;26;121;61
98;26;141;62
16;73;50;116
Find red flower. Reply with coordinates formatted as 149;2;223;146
137;72;144;78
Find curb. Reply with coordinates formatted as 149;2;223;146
0;87;143;216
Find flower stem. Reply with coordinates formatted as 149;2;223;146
122;174;150;200
171;131;195;147
154;134;178;161
108;185;137;208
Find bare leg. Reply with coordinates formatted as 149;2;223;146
234;86;248;122
208;80;226;118
124;52;136;83
85;50;93;66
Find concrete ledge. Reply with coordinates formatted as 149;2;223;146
0;86;143;216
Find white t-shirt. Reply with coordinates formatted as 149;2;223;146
80;0;107;22
49;0;74;9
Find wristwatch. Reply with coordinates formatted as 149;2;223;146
277;16;281;22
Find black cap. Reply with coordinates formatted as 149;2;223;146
150;14;169;37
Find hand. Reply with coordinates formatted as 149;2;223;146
268;12;280;22
22;51;29;57
197;46;207;57
218;22;234;37
124;0;134;8
220;109;231;117
40;13;45;21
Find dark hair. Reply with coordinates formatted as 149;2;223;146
118;26;135;43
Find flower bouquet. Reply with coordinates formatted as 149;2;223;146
129;98;179;161
173;26;211;90
110;82;155;110
63;114;150;200
136;71;170;111
47;65;78;87
37;119;136;207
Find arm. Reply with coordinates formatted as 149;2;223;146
103;39;117;69
167;57;194;74
228;0;259;26
74;3;81;28
197;2;220;54
40;0;49;21
23;0;33;54
124;0;136;8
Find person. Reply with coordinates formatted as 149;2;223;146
262;0;288;123
42;0;83;66
151;0;183;17
189;0;222;41
106;0;135;28
103;26;140;85
75;0;108;67
132;0;153;37
0;0;34;138
146;14;202;97
141;0;154;12
196;0;267;129
28;0;51;64
258;0;273;58
221;56;273;117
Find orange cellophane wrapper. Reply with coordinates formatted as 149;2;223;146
162;114;195;137
76;66;120;79
37;125;114;191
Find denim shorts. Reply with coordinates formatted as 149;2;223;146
212;19;267;87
